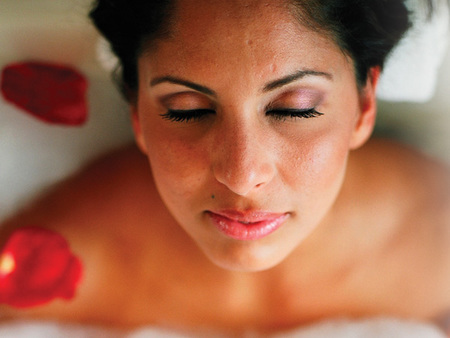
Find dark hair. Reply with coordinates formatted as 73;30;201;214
89;0;435;101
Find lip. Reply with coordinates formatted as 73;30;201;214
206;210;290;241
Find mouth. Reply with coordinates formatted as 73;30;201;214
205;210;290;241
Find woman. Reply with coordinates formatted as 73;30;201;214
0;0;449;335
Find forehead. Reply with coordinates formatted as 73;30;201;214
172;0;292;28
141;0;352;91
167;0;307;46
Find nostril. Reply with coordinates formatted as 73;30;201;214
213;163;273;196
211;128;276;195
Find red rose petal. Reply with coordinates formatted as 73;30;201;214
0;227;83;308
1;61;88;126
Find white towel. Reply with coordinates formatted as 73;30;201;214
0;318;445;338
377;0;450;102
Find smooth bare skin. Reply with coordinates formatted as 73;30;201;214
1;0;449;335
133;0;375;272
0;141;449;334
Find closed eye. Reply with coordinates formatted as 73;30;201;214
160;108;323;123
266;108;324;121
160;109;215;123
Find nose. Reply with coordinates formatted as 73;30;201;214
212;118;276;196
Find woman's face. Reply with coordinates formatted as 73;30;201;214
133;0;377;271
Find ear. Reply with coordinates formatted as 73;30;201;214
131;104;148;154
349;66;380;150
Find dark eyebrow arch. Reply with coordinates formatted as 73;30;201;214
150;76;217;97
263;69;333;92
150;69;332;97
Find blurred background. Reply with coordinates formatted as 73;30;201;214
0;0;133;220
0;0;449;221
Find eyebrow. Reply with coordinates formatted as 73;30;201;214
263;69;333;92
150;69;333;96
150;76;217;97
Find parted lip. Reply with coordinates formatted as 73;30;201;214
207;209;289;223
206;210;290;241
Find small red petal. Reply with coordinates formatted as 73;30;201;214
1;61;88;126
0;227;83;308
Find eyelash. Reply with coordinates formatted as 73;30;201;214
160;108;323;123
160;109;213;123
266;108;324;121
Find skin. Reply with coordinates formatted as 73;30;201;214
133;0;375;271
0;0;449;335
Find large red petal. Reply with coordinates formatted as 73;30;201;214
1;61;88;126
0;227;83;308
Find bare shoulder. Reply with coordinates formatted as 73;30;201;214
0;143;154;237
353;137;449;185
0;143;168;324
352;138;450;324
349;138;450;231
351;138;450;209
357;137;450;243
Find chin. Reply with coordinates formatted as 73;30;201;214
201;240;292;272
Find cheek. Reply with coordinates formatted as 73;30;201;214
308;136;348;186
143;125;209;204
297;93;361;187
280;121;353;201
136;96;214;215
